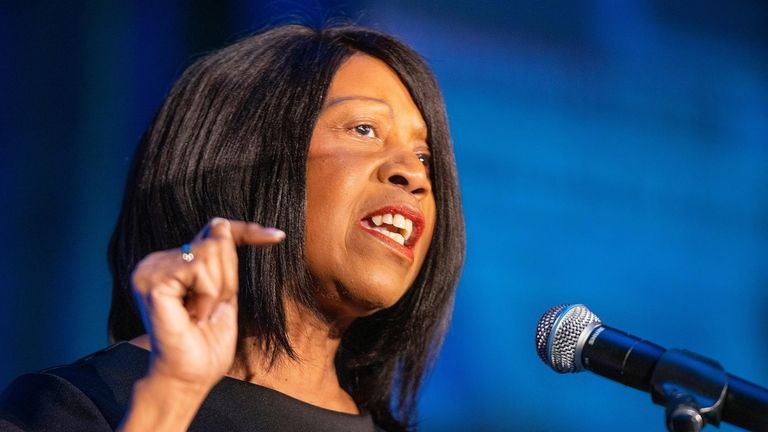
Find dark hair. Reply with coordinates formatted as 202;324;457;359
108;24;465;431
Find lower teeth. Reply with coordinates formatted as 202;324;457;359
372;227;405;245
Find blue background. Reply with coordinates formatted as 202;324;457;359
1;1;766;431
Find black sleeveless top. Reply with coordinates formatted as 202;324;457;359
0;343;377;431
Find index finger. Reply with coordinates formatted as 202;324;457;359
207;218;285;246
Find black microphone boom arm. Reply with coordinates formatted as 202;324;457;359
536;304;768;431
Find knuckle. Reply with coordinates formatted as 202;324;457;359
131;249;183;294
201;237;230;256
194;283;218;299
131;253;159;290
203;237;220;249
206;217;230;236
210;217;230;229
223;283;237;297
145;286;166;307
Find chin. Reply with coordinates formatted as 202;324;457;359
335;280;410;317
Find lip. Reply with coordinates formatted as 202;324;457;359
358;204;426;261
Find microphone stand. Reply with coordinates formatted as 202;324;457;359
650;349;727;432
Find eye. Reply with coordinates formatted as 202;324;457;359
417;153;431;167
352;124;376;138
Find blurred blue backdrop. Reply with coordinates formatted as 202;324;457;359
1;1;767;431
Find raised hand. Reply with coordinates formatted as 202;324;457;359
120;218;284;431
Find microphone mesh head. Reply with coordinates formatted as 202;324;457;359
535;304;601;373
535;304;568;364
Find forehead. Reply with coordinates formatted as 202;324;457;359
325;54;427;134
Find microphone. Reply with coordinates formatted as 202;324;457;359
535;304;768;431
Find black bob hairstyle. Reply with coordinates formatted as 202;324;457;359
108;24;465;431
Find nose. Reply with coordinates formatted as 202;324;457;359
377;151;431;198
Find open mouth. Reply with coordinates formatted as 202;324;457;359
359;205;425;259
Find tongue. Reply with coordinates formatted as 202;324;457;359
380;224;399;234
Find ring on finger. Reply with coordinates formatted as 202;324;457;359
181;243;195;263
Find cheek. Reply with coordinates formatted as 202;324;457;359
305;156;366;255
406;198;437;281
307;157;345;216
420;200;438;250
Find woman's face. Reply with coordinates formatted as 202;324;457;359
304;54;436;318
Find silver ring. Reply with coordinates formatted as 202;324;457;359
181;243;194;263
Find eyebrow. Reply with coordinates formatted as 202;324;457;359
324;96;393;116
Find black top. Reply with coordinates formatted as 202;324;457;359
0;343;376;431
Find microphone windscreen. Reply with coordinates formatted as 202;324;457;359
535;304;601;373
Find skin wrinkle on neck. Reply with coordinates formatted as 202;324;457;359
130;297;359;415
229;298;358;414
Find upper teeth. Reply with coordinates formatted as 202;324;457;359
370;213;414;245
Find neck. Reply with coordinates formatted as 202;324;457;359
130;299;362;414
229;299;359;414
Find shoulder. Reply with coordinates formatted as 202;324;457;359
0;372;111;431
0;343;149;431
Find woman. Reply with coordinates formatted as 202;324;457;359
0;24;464;431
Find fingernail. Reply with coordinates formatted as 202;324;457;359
211;217;229;227
211;302;234;323
263;228;285;238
